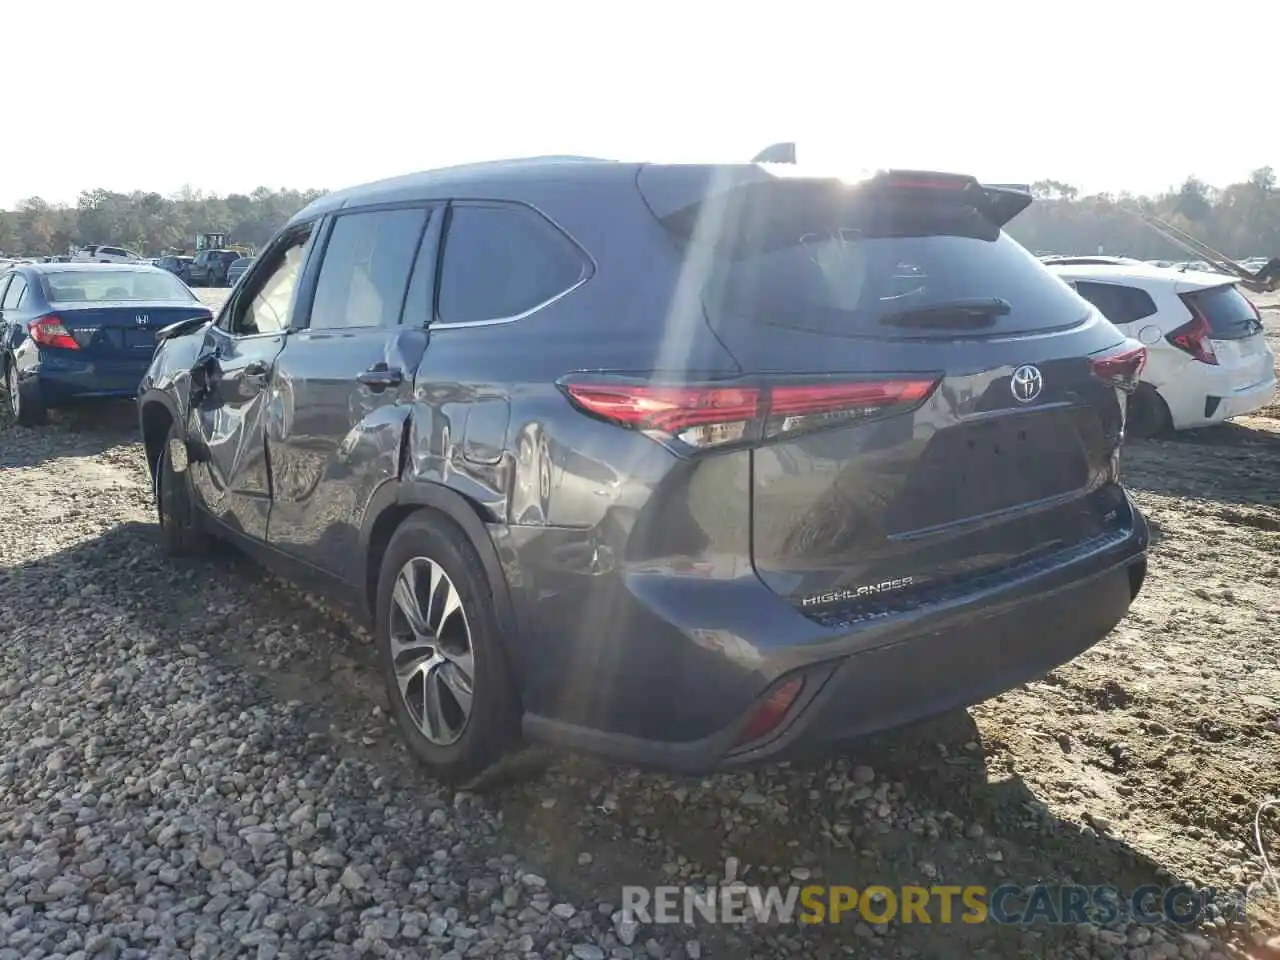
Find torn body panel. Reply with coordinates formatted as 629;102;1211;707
263;326;425;584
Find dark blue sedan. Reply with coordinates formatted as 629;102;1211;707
0;263;212;425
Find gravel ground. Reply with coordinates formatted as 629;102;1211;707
0;287;1276;960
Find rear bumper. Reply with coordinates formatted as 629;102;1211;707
522;502;1149;774
1166;364;1277;428
28;353;150;403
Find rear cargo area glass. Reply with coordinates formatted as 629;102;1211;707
660;183;1091;339
1186;284;1263;340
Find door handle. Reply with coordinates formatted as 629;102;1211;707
357;364;404;391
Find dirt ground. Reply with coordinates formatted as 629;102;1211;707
0;288;1276;959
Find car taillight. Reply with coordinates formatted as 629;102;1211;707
1242;295;1264;331
1167;316;1213;363
1165;310;1218;365
1089;341;1147;392
29;315;79;350
559;374;939;450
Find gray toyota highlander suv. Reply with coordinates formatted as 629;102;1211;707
138;157;1150;781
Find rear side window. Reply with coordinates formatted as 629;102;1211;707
1183;284;1262;340
436;204;586;325
309;207;428;330
660;182;1088;339
1072;281;1158;325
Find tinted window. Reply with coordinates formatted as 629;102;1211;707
1072;281;1158;326
234;232;311;336
44;269;195;302
2;277;27;309
437;204;586;324
308;208;427;331
665;184;1089;339
1184;284;1262;340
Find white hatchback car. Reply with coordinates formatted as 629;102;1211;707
71;244;143;264
1043;258;1276;437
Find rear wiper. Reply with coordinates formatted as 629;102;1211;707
879;297;1012;330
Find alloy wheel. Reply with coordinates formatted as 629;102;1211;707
388;556;475;745
6;366;19;419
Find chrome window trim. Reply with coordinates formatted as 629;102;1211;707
429;200;594;330
430;273;589;329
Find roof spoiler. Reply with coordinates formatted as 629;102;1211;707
977;183;1034;228
751;142;798;164
745;145;1033;226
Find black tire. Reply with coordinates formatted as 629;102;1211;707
4;355;47;427
1126;384;1173;440
376;511;520;782
156;423;209;557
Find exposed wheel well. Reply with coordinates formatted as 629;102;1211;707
1126;383;1173;439
140;401;174;482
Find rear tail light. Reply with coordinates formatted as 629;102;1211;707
559;374;939;450
1169;296;1219;365
1243;295;1264;330
1089;341;1147;392
732;676;805;749
29;315;79;350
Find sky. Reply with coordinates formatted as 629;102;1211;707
3;0;1275;208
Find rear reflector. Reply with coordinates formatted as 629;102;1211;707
29;315;79;350
733;676;805;749
1089;341;1147;391
560;375;939;450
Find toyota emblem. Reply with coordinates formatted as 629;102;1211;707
1010;364;1043;403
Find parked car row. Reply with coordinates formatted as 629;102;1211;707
7;155;1271;785
60;245;256;289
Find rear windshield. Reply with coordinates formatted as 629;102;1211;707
662;183;1089;338
44;269;196;303
1185;284;1262;340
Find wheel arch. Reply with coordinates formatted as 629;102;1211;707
138;389;181;483
359;479;521;663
